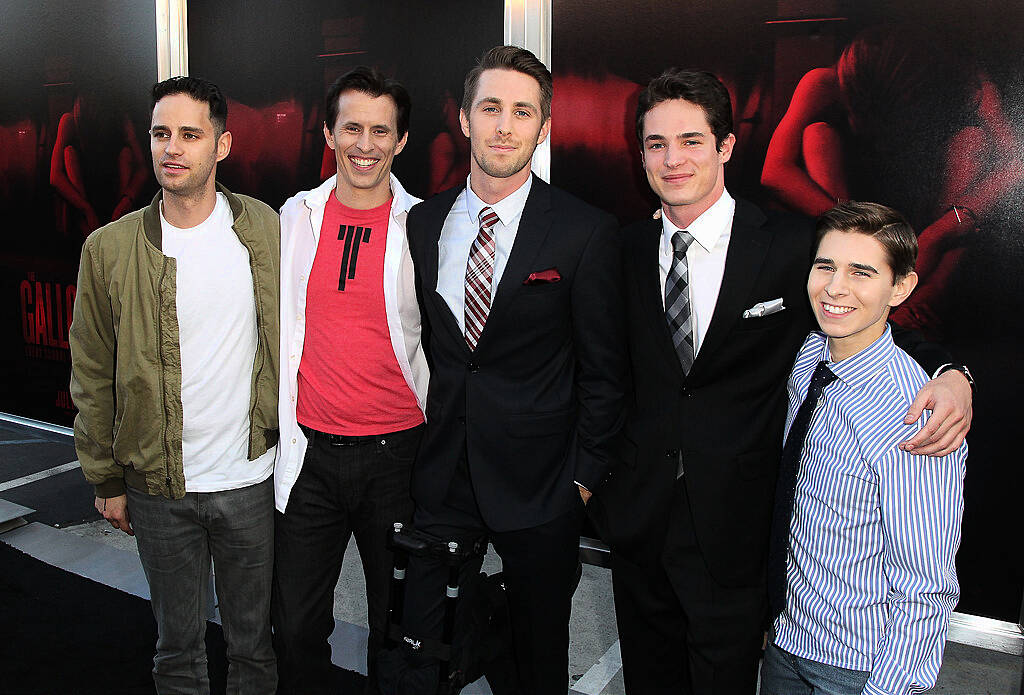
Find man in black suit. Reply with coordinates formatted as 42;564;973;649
389;46;626;694
589;69;974;694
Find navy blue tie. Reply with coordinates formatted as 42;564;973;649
768;361;838;620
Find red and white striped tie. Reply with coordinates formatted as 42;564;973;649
464;206;499;349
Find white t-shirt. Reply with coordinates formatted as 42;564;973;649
160;193;276;492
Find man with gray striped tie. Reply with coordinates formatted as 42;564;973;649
761;201;968;695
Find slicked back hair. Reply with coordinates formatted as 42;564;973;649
636;69;733;151
815;201;918;281
462;45;552;122
151;76;228;137
325;66;411;138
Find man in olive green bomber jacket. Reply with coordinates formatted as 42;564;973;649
70;76;280;695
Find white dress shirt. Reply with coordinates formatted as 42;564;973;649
437;175;533;331
658;189;735;356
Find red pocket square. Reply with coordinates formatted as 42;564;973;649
524;268;561;285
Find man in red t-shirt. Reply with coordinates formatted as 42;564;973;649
274;67;428;694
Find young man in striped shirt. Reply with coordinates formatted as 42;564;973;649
762;201;968;695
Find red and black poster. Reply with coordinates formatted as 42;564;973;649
0;0;158;425
552;0;1024;621
187;0;503;209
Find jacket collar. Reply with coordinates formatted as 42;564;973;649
142;182;245;251
301;172;418;216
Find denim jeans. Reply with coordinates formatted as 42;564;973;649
760;642;870;695
272;424;421;695
127;476;276;695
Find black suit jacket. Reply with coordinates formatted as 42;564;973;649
590;198;950;587
407;176;628;533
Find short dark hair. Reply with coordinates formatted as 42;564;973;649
462;45;552;122
815;201;918;281
324;66;411;138
635;69;733;150
151;76;228;137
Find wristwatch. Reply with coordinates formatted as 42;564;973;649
935;363;976;394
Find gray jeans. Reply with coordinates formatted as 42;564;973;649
128;477;276;695
760;642;870;695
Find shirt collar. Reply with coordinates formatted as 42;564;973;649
819;324;899;390
304;172;419;215
661;187;735;254
464;174;533;228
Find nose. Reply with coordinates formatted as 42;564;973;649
496;111;513;137
663;142;684;168
164;135;185;156
356;129;373;151
825;273;848;297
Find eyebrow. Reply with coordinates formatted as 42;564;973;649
813;256;880;274
644;131;706;142
342;120;391;131
151;124;206;135
476;96;538;111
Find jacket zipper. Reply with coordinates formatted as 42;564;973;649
157;255;173;495
242;225;265;461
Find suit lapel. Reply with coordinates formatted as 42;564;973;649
477;177;553;347
633;217;687;382
690;199;771;374
423;186;467;348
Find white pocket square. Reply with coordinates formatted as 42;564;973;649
742;298;786;318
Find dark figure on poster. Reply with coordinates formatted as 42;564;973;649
50;94;149;237
761;25;1024;340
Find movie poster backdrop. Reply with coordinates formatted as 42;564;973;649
2;0;1020;622
551;0;1024;620
187;0;503;210
0;0;158;425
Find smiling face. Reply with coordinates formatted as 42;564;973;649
460;68;551;194
808;230;918;361
150;93;230;201
641;98;734;230
325;89;407;208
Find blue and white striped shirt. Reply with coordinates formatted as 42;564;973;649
773;327;966;695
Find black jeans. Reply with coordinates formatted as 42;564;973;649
272;423;421;695
391;478;586;695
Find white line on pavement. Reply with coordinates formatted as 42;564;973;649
571;639;622;695
0;461;81;492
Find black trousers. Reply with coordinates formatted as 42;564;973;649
272;424;421;695
396;466;585;695
611;480;765;695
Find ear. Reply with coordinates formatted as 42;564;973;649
888;270;919;308
459;108;471;138
216;130;232;163
323;122;336;151
536;116;551;146
394;130;409;156
717;132;736;164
